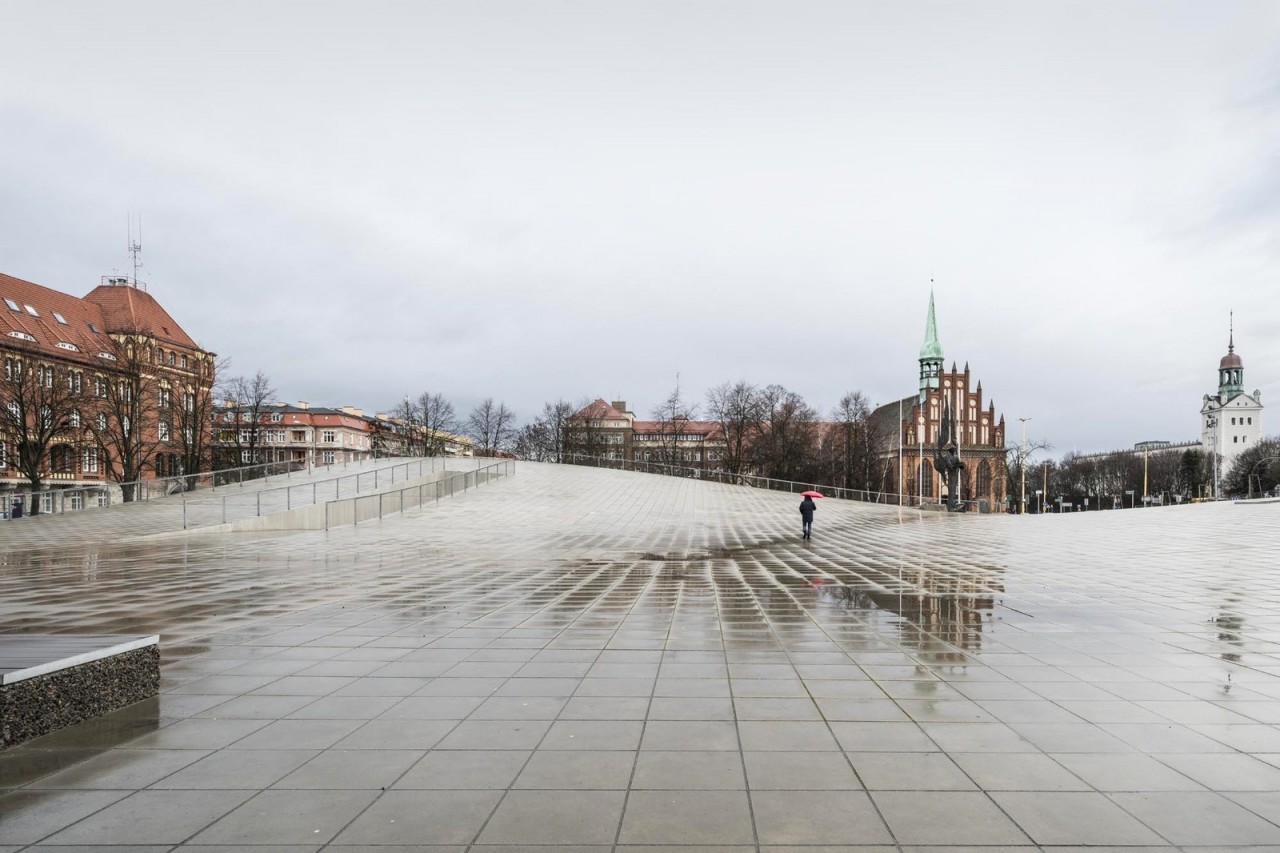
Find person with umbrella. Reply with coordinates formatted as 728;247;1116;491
799;491;821;539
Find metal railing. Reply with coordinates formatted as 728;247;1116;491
323;460;515;529
179;457;449;529
2;457;312;519
555;452;988;512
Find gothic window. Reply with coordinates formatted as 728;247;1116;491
976;461;992;497
918;461;933;498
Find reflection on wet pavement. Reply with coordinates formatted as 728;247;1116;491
2;461;1280;848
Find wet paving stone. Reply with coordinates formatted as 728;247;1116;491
3;461;1280;848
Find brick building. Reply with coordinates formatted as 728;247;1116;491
1;273;216;509
568;399;727;471
870;294;1008;509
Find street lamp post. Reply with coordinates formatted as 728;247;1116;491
1143;446;1149;507
1208;413;1220;498
1018;417;1031;515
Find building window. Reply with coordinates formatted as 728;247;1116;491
82;447;98;473
169;352;176;365
158;421;170;442
69;410;81;428
1231;417;1236;425
291;430;306;442
322;450;335;464
158;387;172;409
97;412;108;430
918;460;933;498
68;492;83;511
1234;436;1238;443
0;441;6;469
322;430;336;443
181;354;188;369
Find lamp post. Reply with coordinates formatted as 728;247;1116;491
1042;461;1048;513
1143;445;1149;507
1208;413;1220;498
1018;417;1031;515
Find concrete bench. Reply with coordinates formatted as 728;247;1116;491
1;634;159;749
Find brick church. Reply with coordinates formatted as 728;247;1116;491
870;294;1008;510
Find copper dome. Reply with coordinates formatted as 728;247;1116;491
1220;350;1243;369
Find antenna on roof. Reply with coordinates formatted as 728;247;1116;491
127;212;144;290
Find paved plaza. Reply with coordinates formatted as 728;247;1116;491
3;461;1280;851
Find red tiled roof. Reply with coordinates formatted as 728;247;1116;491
0;273;204;367
1;273;114;365
574;398;628;420
83;283;199;348
632;420;723;439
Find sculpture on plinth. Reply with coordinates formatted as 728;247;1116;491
933;399;966;512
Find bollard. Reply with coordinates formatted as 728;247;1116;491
222;496;226;524
256;492;261;516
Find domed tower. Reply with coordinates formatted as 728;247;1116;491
918;291;944;401
1200;313;1264;491
1218;323;1244;397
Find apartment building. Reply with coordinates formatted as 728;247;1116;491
1;272;216;506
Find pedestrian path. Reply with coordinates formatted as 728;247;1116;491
2;461;1279;849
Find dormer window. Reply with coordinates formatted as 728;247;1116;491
23;304;38;317
56;342;79;352
3;298;18;311
7;331;36;342
98;351;117;361
53;312;68;324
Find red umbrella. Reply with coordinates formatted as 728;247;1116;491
801;490;824;498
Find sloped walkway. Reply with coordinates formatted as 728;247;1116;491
1;462;1279;849
0;457;457;550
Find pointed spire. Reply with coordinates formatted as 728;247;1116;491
919;289;943;361
1229;310;1235;353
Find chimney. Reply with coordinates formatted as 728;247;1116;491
341;406;363;417
611;400;627;412
375;412;390;421
297;401;309;410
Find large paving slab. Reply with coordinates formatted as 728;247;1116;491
1;460;1279;849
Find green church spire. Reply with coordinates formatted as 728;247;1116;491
919;290;944;361
918;289;944;400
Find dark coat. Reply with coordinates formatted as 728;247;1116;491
799;497;816;522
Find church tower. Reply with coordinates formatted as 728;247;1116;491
1201;315;1264;485
918;291;944;401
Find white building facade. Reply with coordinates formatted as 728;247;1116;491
1201;327;1263;484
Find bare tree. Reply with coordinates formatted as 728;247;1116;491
218;371;276;470
467;397;516;456
172;354;223;489
419;392;459;456
517;399;575;462
651;384;698;466
392;397;424;456
394;391;460;457
705;381;761;477
0;346;87;514
88;332;163;501
822;390;884;492
752;384;819;481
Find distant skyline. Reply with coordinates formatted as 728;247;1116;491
2;1;1276;455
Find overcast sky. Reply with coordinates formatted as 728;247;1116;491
2;1;1276;454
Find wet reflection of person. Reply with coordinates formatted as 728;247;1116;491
799;495;816;539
